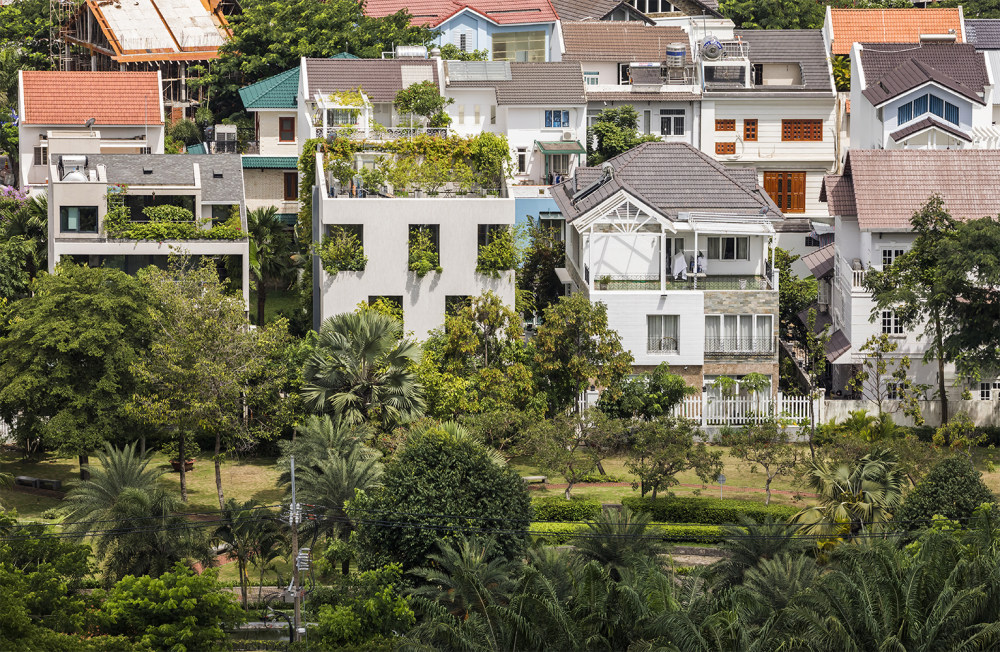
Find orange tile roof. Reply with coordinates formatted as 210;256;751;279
829;8;963;55
365;0;558;27
20;71;162;126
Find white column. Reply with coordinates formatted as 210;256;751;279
587;229;593;291
659;230;666;292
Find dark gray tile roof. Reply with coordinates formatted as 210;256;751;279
562;22;692;62
87;154;245;205
967;19;1000;49
730;29;834;94
551;141;781;223
801;243;834;278
448;62;585;105
820;174;856;216
889;115;971;142
304;59;439;103
550;0;651;22
858;43;988;105
825;328;851;361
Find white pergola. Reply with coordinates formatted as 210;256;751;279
312;90;373;139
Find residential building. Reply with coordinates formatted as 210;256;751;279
17;71;165;192
238;68;301;227
309;149;515;337
550;0;654;23
821;149;1000;398
698;29;838;269
849;42;996;150
45;150;250;308
364;0;561;61
52;0;230;119
551;141;782;391
822;7;965;59
955;19;1000;126
561;22;700;145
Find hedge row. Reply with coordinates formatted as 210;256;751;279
621;496;799;525
532;496;603;522
528;522;726;545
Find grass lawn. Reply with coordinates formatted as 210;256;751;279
251;287;299;325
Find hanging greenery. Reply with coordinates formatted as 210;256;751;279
476;226;516;277
408;227;441;277
318;226;367;275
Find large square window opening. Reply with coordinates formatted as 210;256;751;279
548;154;570;175
278;117;295;142
123;195;196;222
881;310;904;335
707;236;749;260
60;206;98;233
492;31;545;62
477;224;505;248
704;314;773;353
326;109;357;126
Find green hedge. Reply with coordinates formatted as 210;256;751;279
532;496;603;522
528;522;726;545
621;496;799;525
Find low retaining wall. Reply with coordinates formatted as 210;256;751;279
822;399;1000;427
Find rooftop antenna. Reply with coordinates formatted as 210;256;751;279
84;117;95;135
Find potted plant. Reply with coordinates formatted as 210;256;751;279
160;440;196;472
597;275;612;290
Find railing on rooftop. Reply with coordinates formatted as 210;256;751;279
591;274;772;291
314;126;450;140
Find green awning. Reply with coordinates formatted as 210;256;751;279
535;140;586;155
242;156;298;169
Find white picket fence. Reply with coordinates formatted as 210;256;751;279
672;392;816;426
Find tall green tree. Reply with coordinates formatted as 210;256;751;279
193;0;435;114
303;311;425;430
0;0;52;70
517;220;565;316
247;205;295;326
0;265;153;474
214;499;283;610
598;362;695;420
587;105;659;164
895;455;995;528
625;416;722;498
533;293;633;413
720;0;825;29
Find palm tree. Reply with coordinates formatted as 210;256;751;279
793;448;906;539
1;194;47;279
571;506;666;580
214;498;282;610
246;206;294;326
302;311;425;429
63;443;208;582
712;516;805;589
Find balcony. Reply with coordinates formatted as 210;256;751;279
313;126;449;140
704;336;776;356
647;336;679;354
590;273;772;292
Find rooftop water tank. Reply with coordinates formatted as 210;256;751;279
666;42;686;67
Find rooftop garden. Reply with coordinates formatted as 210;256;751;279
104;186;245;241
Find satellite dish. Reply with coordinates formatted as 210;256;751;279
84;117;96;128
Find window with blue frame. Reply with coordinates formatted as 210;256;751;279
896;92;960;126
545;110;570;128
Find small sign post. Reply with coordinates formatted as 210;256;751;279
717;473;726;499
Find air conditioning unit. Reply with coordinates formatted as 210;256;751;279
561;131;574;141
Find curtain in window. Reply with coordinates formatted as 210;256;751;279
739;315;753;351
705;315;720;351
898;103;912;124
756;315;773;352
722;237;736;259
944;102;959;125
723;315;737;346
663;315;678;351
647;315;662;350
929;95;943;118
708;237;720;259
914;94;927;116
736;237;749;260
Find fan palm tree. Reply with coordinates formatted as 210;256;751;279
63;442;209;583
246;206;294;326
571;506;666;580
214;498;282;610
303;311;425;429
793;448;906;539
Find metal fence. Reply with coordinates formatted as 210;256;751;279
704;337;775;356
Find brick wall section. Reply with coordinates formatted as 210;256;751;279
633;364;703;389
703;290;779;367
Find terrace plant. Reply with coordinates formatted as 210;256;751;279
408;226;441;277
476;226;516;277
318;226;367;275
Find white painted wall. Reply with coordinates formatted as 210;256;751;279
255;110;299;157
598;291;706;366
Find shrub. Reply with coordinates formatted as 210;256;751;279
476;226;516;277
319;227;367;275
532;496;602;522
408;227;441;277
528;521;726;545
621;496;799;525
895;455;995;528
167;119;200;146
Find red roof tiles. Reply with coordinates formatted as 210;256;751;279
365;0;558;27
20;71;163;126
828;8;963;55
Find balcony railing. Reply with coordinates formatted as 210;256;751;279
647;337;679;354
591;274;773;291
705;336;776;356
313;126;449;140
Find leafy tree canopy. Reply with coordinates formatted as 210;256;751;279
896;455;995;527
598;362;695;420
587;105;659;165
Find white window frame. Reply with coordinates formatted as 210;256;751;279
618;63;632;85
647;314;680;354
516;147;528;174
881;309;904;336
980;382;1000;400
584;71;600;86
544;109;570;128
660;109;685;136
707;236;750;260
881;247;906;269
704;313;774;353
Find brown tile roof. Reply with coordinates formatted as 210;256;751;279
829;149;1000;230
364;0;558;26
562;22;691;62
828;8;963;55
889;115;971;142
20;71;162;125
966;19;1000;49
448;62;585;105
859;43;988;105
551;141;780;223
728;29;834;94
304;59;439;103
801;243;835;278
820;174;857;216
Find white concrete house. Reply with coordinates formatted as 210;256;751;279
849;42;998;150
46;150;250;308
551;141;782;391
17;70;165;192
820;148;1000;399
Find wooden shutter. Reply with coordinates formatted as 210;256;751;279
789;172;806;213
763;172;779;206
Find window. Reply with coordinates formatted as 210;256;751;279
715;142;736;155
458;105;465;124
33;145;48;166
881;310;903;335
707;236;749;260
752;63;763;86
647;315;679;353
477;224;505;248
881;248;905;269
492;30;545;62
743;119;758;141
619;63;632;85
409;224;440;256
781;119;823;141
283;172;298;201
715;119;736;131
544;110;570;128
584;70;600;86
139;147;151;154
474;105;481;124
278;117;295;142
490;105;496;125
660;109;684;135
516;147;527;174
980;382;1000;400
538;211;565;241
805;234;821;247
326;109;356;126
629;0;676;12
945;102;960;125
763;171;806;213
704;314;774;353
896;93;961;126
123;194;196;221
59;206;98;233
446;295;471;316
548;154;570;176
897;103;912;125
368;296;403;321
459;33;467;52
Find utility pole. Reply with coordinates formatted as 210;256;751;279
289;455;302;643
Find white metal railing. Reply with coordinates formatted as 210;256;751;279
670;392;815;426
313;126;449;140
852;269;866;289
